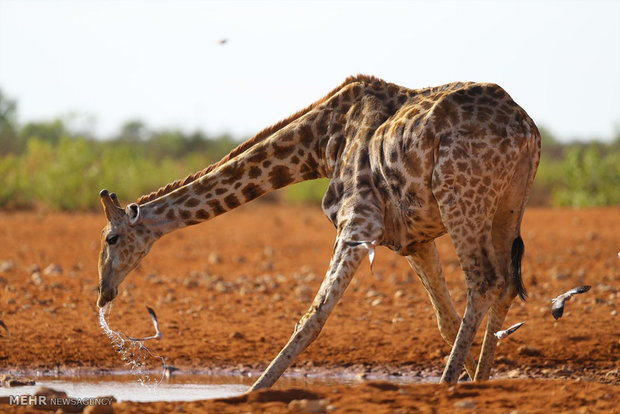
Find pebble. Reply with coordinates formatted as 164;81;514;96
207;253;222;265
31;271;43;286
230;331;245;340
0;260;14;272
288;399;328;413
394;290;405;299
44;263;63;276
454;399;476;409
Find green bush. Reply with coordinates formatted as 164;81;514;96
0;88;618;210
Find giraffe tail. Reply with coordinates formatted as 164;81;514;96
511;236;526;301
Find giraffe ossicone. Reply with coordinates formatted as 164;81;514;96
96;75;541;389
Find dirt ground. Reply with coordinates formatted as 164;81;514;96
0;204;618;413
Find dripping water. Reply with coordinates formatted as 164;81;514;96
98;304;166;385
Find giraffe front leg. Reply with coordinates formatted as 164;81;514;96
248;237;368;391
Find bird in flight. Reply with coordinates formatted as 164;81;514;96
127;307;163;342
551;285;591;320
494;321;525;339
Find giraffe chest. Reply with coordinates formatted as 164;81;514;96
323;131;447;256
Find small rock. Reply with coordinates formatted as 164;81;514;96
31;272;43;286
507;369;521;378
230;331;245;340
214;281;231;293
518;345;542;356
44;264;63;276
371;298;383;307
263;246;275;257
288;399;327;413
454;399;476;409
207;253;222;265
394;290;405;299
366;289;380;298
0;260;14;272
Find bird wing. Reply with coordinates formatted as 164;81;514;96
505;321;525;335
569;285;591;295
147;307;161;334
551;297;566;320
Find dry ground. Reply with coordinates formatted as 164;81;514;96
0;205;618;413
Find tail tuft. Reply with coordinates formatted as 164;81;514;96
511;236;527;301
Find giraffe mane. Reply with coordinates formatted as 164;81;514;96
136;74;380;205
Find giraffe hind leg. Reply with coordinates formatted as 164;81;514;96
406;242;477;379
475;152;533;380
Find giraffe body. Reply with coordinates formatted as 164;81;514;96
97;75;540;388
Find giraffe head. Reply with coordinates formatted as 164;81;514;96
97;189;155;308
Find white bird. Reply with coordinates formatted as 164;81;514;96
494;321;525;339
127;307;163;342
346;240;378;269
551;285;591;320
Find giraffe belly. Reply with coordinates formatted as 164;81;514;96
380;184;447;256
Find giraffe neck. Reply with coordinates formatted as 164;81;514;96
137;82;366;236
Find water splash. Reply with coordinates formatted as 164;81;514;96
98;304;166;385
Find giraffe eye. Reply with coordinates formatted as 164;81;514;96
106;235;120;245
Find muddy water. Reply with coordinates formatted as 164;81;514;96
0;371;440;402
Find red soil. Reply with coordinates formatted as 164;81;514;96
0;205;618;412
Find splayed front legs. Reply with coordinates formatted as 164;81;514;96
249;238;367;391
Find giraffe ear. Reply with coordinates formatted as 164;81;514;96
126;203;140;226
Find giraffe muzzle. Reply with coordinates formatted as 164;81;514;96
97;286;118;308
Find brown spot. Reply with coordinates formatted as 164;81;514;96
247;147;268;163
263;160;272;168
269;165;294;189
273;142;296;160
154;204;168;215
223;194;241;209
195;209;209;220
215;188;227;196
172;194;190;205
249;166;262;179
242;183;263;201
179;209;191;220
185;198;200;208
166;209;176;220
207;200;226;215
220;163;244;185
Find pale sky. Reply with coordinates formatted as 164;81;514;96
1;0;619;141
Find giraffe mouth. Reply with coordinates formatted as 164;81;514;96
97;286;118;308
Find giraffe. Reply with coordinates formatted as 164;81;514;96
97;75;541;389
